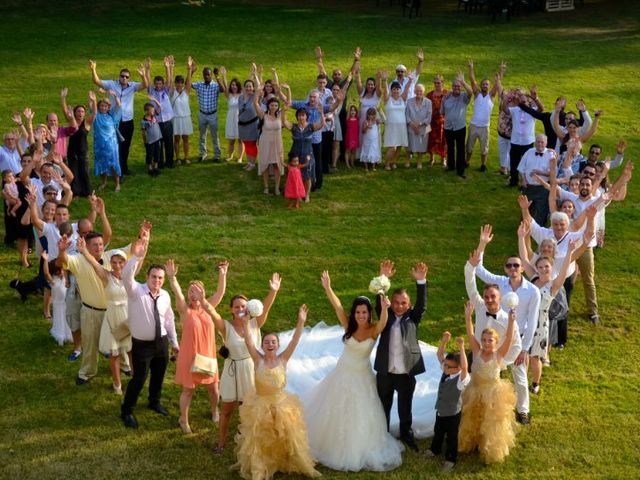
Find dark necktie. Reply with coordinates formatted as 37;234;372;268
486;312;497;319
150;292;161;342
441;373;450;383
535;152;543;157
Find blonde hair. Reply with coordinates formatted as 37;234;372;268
481;328;500;342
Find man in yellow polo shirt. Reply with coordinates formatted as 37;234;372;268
58;232;130;384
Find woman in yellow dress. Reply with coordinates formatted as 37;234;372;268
458;300;518;464
232;304;320;480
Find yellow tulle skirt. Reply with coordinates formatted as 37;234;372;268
458;356;518;464
232;362;320;480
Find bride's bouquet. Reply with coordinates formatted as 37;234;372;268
368;274;391;295
246;299;264;318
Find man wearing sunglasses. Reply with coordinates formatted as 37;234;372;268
470;224;540;425
90;60;149;176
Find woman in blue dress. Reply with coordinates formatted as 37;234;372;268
281;103;324;203
90;90;122;192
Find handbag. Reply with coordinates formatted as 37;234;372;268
191;353;218;376
218;345;230;358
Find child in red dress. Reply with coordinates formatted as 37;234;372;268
284;153;306;209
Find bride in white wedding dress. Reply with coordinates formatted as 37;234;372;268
297;271;404;472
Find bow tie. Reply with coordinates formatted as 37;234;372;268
486;312;497;319
535;152;544;157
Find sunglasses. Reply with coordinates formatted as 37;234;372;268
120;74;130;79
505;263;521;269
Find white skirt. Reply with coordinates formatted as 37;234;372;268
383;122;408;148
172;115;193;136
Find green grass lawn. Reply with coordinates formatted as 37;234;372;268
0;0;639;478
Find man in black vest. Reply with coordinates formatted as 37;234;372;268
374;260;428;452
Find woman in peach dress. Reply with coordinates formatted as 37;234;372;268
166;259;228;434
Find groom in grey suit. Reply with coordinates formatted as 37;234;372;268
374;260;428;452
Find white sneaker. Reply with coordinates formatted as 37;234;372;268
113;384;123;395
425;449;436;458
442;461;455;472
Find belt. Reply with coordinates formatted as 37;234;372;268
200;109;217;115
238;116;258;126
82;302;106;312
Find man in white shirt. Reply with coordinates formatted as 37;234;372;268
465;60;504;172
120;233;178;429
518;134;557;225
465;250;529;424
391;48;424;99
472;225;540;420
0;132;21;174
508;88;542;187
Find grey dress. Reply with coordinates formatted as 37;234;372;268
406;97;432;153
237;93;259;141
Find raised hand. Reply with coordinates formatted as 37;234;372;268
41;250;49;262
219;66;226;76
594;109;603;118
314;46;323;60
467;59;474;69
456;336;465;349
61;87;68;98
298;304;309;323
416;47;424;62
479;224;493;245
23;107;34;120
517;219;531;238
269;272;281;291
58;234;71;253
131;237;148;258
380;294;391;309
468;249;481;267
95;196;106;214
464;300;475;318
379;259;396;278
217;260;229;276
165;259;178;278
11;112;22;125
89;59;96;71
191;282;205;302
321;270;331;290
88;90;97;103
412;261;428;281
529;84;537;99
354;46;362;61
517;194;532;210
576;98;586;111
442;331;452;343
455;71;464;83
616;138;627;154
136;63;145;77
139;220;152;241
76;236;87;254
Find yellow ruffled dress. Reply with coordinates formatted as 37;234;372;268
232;359;321;480
458;353;518;464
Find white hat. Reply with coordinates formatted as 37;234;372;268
395;64;407;72
110;249;127;260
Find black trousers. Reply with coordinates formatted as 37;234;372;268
312;142;323;190
118;120;134;174
509;142;533;186
524;185;550;226
158;120;174;168
558;275;575;345
376;373;417;437
145;140;161;166
444;127;466;176
321;131;333;174
430;412;461;463
121;337;168;415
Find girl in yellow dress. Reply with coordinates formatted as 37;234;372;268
458;300;518;464
232;304;320;480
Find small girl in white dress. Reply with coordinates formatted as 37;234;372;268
360;107;383;171
171;75;194;165
42;251;72;346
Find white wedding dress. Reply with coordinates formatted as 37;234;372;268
277;322;441;472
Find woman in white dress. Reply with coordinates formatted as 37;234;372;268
77;239;137;395
221;73;244;163
171;72;194;165
381;71;412;170
303;271;403;472
356;68;382;158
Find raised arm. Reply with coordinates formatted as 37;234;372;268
41;251;53;284
372;295;391;338
28;194;45;234
207;260;228;307
464;301;480;355
580;109;601;143
517;194;533;223
437;331;452;364
415;48;425;76
321;270;348;328
456;336;469;382
256;273;281;328
381;70;389;102
239;316;262;365
280;304;309;363
464;249;483;304
89;60;105;88
60;88;77;126
517;220;536;278
253;90;265;120
552;98;567;139
311;104;326;131
185;56;196;91
315;46;327;76
497;309;517;360
457;71;473;97
95;197;112;245
468;59;479;95
551;239;578;296
165;259;188;316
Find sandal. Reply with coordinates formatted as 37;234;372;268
213;444;225;455
179;419;193;434
212;410;220;423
